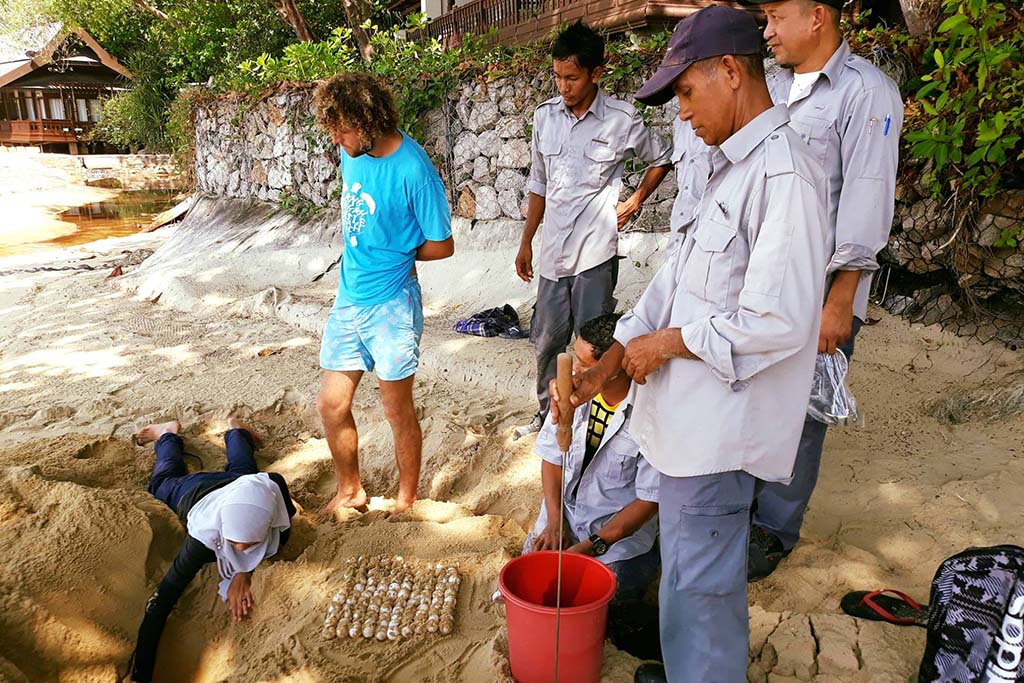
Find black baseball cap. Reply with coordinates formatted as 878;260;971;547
635;5;764;107
740;0;844;9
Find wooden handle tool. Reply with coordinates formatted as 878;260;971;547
555;352;573;453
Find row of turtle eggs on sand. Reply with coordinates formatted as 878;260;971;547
322;555;460;642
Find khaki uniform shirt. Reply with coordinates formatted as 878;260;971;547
615;105;828;482
528;90;671;281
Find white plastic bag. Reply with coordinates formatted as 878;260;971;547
807;351;860;426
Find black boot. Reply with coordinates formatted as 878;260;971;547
748;525;789;582
634;662;667;683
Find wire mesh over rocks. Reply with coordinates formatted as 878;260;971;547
876;181;1024;349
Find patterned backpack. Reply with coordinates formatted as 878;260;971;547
919;545;1024;683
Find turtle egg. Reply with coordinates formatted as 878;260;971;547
362;625;375;639
375;630;386;641
353;583;365;592
387;628;399;641
439;623;453;635
322;625;337;640
401;625;413;638
426;621;438;633
348;625;360;639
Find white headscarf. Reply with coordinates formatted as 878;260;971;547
186;473;291;601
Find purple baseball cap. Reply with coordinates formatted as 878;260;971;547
635;5;764;107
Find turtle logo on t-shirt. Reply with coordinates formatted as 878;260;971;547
341;181;377;247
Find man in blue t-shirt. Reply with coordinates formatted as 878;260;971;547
313;73;454;516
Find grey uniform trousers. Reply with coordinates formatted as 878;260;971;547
659;470;757;683
530;257;618;416
752;317;863;550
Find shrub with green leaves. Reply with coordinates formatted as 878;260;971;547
226;15;549;137
905;0;1023;203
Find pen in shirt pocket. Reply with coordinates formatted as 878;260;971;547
883;115;891;136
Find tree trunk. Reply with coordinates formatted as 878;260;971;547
131;0;182;27
341;0;375;64
898;0;930;37
271;0;316;42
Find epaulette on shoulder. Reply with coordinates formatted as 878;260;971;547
538;96;562;108
843;54;897;91
604;96;639;117
765;130;796;178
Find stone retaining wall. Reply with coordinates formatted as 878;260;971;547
193;74;681;232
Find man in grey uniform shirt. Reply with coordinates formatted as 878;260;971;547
560;7;828;682
514;20;671;438
739;0;904;580
667;0;904;579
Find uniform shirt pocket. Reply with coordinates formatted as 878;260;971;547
683;216;738;308
789;114;833;170
599;432;640;484
538;136;566;188
582;139;619;187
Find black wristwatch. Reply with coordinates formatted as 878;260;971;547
588;533;609;556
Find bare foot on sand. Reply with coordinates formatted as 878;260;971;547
134;420;181;446
227;416;264;447
323;487;369;517
393;491;416;515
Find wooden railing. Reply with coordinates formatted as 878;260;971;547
0;119;95;144
411;0;721;45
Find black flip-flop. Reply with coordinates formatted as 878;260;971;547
840;589;928;627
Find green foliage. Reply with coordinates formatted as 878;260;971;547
277;187;322;222
166;86;209;175
226;15;548;136
601;31;668;95
904;0;1024;203
92;49;172;150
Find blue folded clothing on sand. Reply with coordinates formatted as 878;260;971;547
453;304;529;339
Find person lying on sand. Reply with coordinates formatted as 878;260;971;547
128;418;297;683
528;313;661;659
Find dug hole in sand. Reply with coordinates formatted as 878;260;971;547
1;196;1023;682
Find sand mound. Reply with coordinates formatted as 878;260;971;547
0;465;181;683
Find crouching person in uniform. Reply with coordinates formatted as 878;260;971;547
568;7;829;682
524;312;661;660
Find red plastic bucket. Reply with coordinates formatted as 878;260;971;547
498;551;617;683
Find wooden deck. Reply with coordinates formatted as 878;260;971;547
0;119;95;145
414;0;744;44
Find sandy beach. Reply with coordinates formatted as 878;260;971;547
0;193;1022;682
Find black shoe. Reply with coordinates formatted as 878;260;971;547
748;525;788;582
634;662;667;683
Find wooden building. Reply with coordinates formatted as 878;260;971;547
403;0;894;46
0;24;132;154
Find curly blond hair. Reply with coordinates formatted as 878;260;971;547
313;73;399;147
